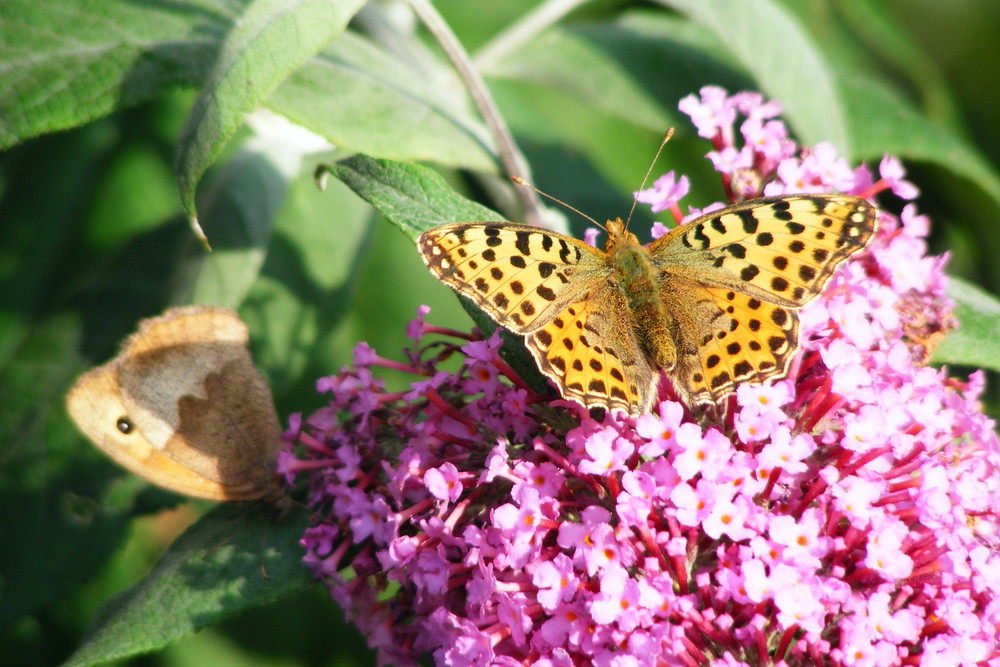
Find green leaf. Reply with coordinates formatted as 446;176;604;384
64;503;313;667
175;124;323;308
270;32;496;172
836;78;1000;279
0;0;219;149
841;76;1000;211
659;0;850;154
241;161;376;398
322;155;501;241
323;155;552;394
480;21;672;132
175;0;365;218
838;0;964;129
934;277;1000;372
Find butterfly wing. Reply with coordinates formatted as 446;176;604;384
67;306;282;501
649;195;877;405
118;307;282;497
418;222;607;334
66;360;251;500
524;284;658;416
420;222;661;414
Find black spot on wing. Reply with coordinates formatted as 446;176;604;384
736;209;757;234
771;200;793;221
537;286;557;301
515;231;531;256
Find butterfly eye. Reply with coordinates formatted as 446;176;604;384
116;417;134;435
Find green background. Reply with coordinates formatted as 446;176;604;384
3;1;1000;665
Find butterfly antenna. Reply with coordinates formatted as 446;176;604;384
511;175;606;231
624;128;674;229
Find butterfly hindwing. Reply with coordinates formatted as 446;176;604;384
525;284;658;415
659;278;800;406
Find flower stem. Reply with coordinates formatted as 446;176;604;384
405;0;545;226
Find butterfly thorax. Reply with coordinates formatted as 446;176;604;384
605;219;677;371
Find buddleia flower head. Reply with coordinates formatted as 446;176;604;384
282;88;998;666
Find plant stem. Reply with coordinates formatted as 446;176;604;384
475;0;590;69
406;0;545;226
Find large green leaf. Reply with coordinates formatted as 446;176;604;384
175;0;365;218
270;32;497;173
64;503;312;667
935;277;1000;372
0;0;222;149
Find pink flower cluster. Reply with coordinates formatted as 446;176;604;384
281;88;1000;666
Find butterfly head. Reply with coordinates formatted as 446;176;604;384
603;217;640;253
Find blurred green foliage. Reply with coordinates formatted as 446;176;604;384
2;0;999;664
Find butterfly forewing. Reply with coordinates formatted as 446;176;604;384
419;222;606;334
651;195;877;308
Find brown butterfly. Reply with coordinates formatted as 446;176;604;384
66;306;282;501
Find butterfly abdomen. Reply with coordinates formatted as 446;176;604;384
611;241;677;371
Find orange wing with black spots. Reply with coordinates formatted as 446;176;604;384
648;195;876;406
524;286;658;415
